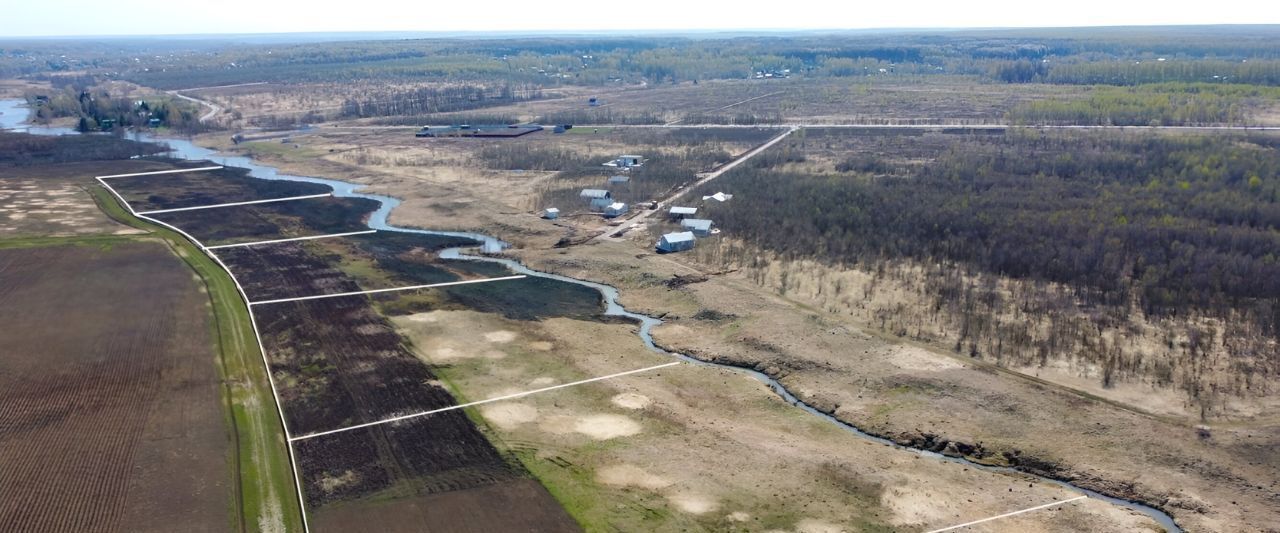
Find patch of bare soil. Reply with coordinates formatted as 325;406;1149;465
0;242;231;532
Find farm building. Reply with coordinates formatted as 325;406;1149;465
656;231;696;253
415;124;543;138
669;206;697;219
680;218;713;236
604;154;645;168
580;189;613;210
603;202;629;218
543;207;560;219
608;175;630;184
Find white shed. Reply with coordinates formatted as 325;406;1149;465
604;154;645;168
603;202;629;218
543;207;560;219
656;231;696;253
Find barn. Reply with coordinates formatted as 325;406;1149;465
680;218;713;236
580;189;612;210
656;231;696;253
668;206;697;219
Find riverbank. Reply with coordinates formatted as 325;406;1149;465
2;98;1199;531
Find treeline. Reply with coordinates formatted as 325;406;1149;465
338;84;542;118
24;26;1259;89
1006;83;1280;126
0;131;164;166
25;87;207;133
689;130;1280;403
699;131;1280;327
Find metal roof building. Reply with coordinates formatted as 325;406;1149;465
543;207;560;219
668;206;697;219
656;231;696;253
680;218;713;236
603;202;629;218
608;175;630;184
581;188;613;210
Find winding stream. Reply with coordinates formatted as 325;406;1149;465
1;99;1180;532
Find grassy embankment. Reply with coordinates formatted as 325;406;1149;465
86;185;303;533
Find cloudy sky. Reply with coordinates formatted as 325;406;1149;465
2;0;1274;37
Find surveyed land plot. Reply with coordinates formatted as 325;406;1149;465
145;195;379;246
103;165;329;212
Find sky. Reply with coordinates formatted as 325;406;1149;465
1;0;1276;37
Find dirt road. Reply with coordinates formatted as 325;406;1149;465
596;126;798;241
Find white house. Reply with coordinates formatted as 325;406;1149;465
656;231;696;253
543;207;560;219
680;218;713;236
580;188;612;210
604;154;645;168
668;206;697;219
603;202;629;218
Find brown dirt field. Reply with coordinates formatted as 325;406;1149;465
0;241;231;532
312;478;576;533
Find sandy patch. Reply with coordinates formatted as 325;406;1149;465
880;481;955;526
404;312;440;323
887;345;964;372
795;519;848;533
529;376;557;387
727;511;751;522
479;402;539;430
595;463;672;490
611;392;652;410
484;330;518;343
431;347;468;361
538;414;579;435
574;414;642;440
667;492;718;515
528;340;554;351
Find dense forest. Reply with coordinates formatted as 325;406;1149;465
689;129;1280;412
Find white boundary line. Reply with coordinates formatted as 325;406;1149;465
138;193;331;214
94;175;313;533
290;361;682;442
248;275;527;306
925;495;1088;533
97;165;223;179
206;230;377;250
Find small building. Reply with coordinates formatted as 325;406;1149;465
668;206;697;219
656;231;696;253
680;218;713;237
603;202;629;218
147;117;162;127
543;207;560;219
589;97;599;107
580;188;612;210
604;154;644;169
607;175;630;185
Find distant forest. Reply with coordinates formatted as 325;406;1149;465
4;27;1279;89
